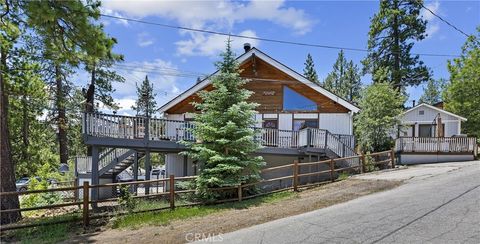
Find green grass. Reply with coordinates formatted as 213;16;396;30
112;190;295;229
6;214;81;244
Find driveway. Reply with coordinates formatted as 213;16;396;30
210;161;480;243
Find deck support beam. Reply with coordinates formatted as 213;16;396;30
91;146;99;208
133;151;139;194
144;149;151;195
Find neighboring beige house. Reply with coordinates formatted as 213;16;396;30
396;103;466;138
394;103;476;164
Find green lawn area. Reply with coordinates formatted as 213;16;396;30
112;190;295;229
3;191;295;243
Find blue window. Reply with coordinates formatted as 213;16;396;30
283;86;317;111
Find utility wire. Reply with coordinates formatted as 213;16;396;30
418;1;471;38
99;13;461;58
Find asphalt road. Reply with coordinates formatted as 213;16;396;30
211;161;480;244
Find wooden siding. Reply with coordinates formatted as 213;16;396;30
166;56;350;114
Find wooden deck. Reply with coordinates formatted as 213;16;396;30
394;137;477;155
82;113;356;157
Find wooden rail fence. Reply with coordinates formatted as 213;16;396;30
0;150;395;232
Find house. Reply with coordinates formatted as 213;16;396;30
396;103;466;138
394;103;477;164
158;44;360;178
76;44;361;200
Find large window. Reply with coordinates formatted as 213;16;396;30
283;86;317;111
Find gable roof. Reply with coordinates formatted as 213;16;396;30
158;47;360;113
401;103;467;121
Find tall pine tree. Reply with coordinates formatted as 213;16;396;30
362;0;431;90
303;53;320;85
132;76;157;117
324;50;362;102
183;40;265;202
418;78;446;105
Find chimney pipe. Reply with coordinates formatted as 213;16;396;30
243;43;251;53
412;100;416;107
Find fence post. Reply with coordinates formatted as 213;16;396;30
169;175;175;210
360;154;366;173
330;159;335;182
293;160;299;192
74;178;80;209
82;181;89;228
238;185;242;202
390;149;395;168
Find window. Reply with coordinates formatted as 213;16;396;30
293;119;318;131
263;119;278;129
283;86;317;111
419;110;425;115
419;124;433;137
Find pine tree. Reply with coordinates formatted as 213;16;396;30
324;50;362;102
132;76;157;117
418;78;446;105
183;40;265;201
355;82;406;152
443;27;480;138
362;0;431;90
303;53;320;85
344;61;362;102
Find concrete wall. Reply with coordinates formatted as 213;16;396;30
399;154;474;164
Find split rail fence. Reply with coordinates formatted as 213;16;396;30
0;150;394;232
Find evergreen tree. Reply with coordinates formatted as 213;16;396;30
443;27;480;138
324;50;362;102
26;0;113;165
132;76;157;117
418;78;446;105
355;82;406;152
303;53;320;85
1;0;23;224
183;41;265;201
362;0;431;90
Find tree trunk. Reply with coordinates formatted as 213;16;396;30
392;0;401;90
55;65;68;165
0;47;22;224
22;92;29;162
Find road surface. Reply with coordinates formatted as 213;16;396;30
210;161;480;244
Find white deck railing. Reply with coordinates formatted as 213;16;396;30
395;137;477;153
83;113;357;157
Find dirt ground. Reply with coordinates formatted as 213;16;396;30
65;179;401;244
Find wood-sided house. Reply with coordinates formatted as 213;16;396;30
77;45;361;199
158;44;360;177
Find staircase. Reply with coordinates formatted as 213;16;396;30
76;148;145;178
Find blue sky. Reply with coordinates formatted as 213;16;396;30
91;0;480;115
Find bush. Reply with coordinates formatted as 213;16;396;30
118;185;136;213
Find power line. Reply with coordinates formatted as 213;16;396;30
418;1;470;38
99;13;461;58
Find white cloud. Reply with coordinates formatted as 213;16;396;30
421;1;441;38
176;30;260;57
110;59;185;115
103;0;314;56
101;8;129;26
137;32;155;47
